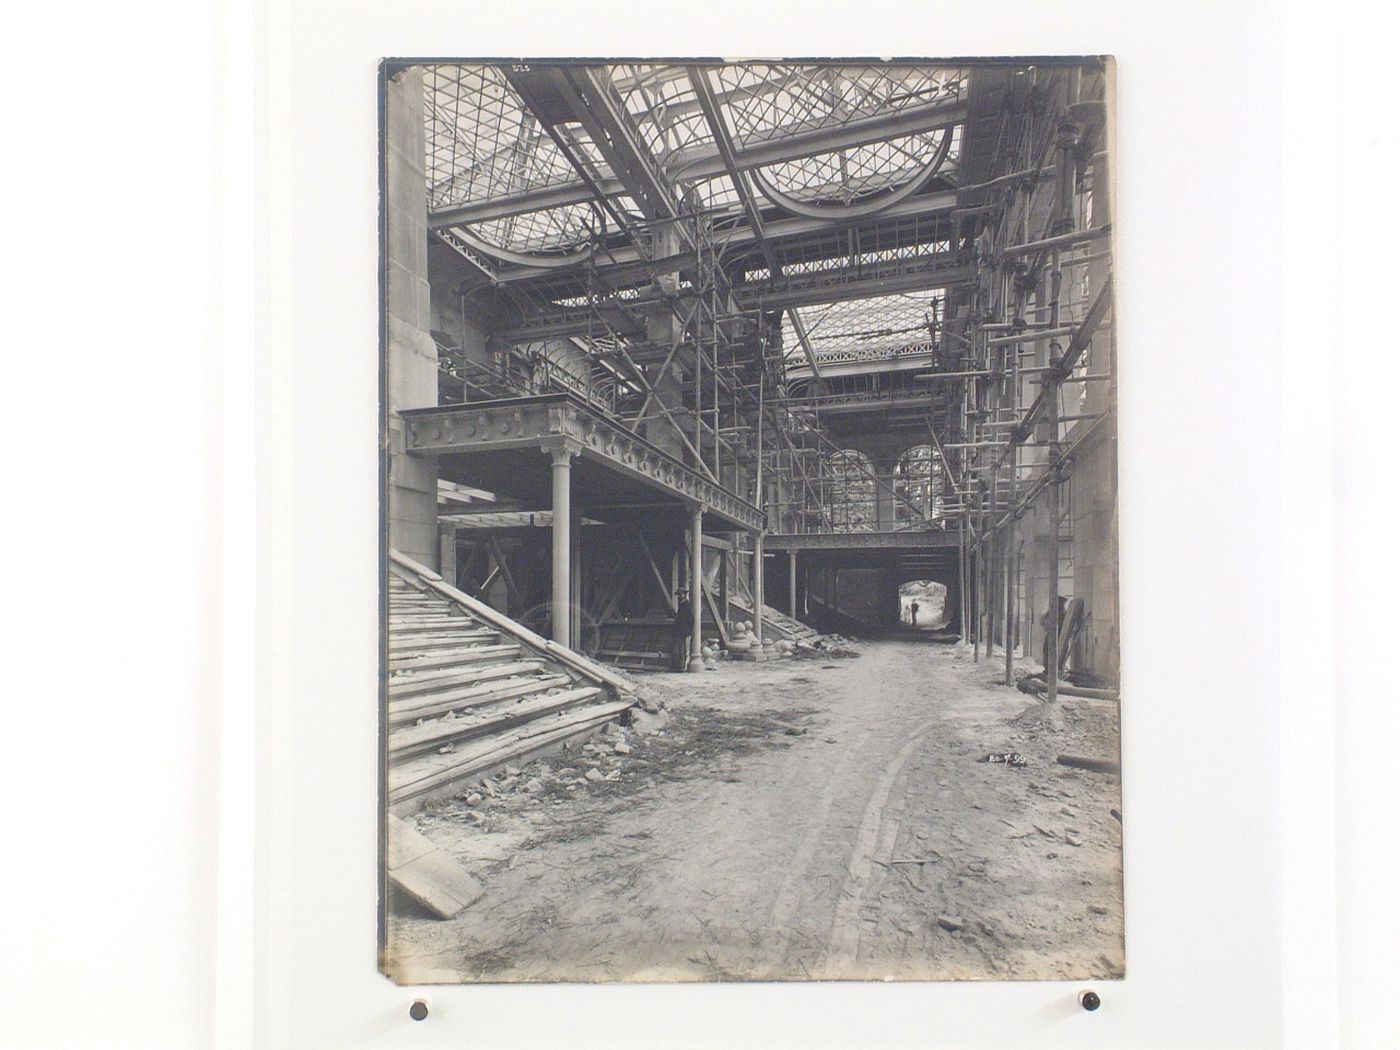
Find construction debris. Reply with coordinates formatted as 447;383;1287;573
1055;754;1121;774
1017;674;1120;701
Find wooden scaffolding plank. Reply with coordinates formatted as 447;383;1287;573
385;815;484;919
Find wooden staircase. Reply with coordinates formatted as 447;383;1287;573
387;550;637;815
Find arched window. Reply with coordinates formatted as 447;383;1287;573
825;449;877;532
893;445;943;524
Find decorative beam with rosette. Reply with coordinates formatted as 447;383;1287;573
402;393;765;533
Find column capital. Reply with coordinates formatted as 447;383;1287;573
543;439;582;466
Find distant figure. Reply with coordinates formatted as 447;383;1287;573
671;588;693;671
909;600;921;626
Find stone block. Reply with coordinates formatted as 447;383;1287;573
386;421;408;463
388;207;421;274
393;449;438;495
416;277;433;334
385;70;426;154
388;485;437;525
387;364;437;416
414;223;429;278
387;259;422;328
389;532;439;572
387;322;439;411
389;505;440;567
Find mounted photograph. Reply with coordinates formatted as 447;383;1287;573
380;57;1121;983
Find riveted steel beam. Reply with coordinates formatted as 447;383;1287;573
764;530;960;551
498;253;973;342
486;190;959;283
669;96;968;182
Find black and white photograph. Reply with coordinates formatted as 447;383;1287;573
380;58;1122;983
16;1;1400;1046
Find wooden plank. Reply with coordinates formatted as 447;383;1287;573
595;547;641;624
701;584;730;645
390;625;481;635
389;660;547;700
1057;597;1086;671
486;535;524;614
389;700;634;804
389;686;603;759
1055;754;1120;774
479;563;502;595
388;646;522;679
389;673;570;727
389;631;498;651
385;815;484;919
637;531;676;613
390;644;519;671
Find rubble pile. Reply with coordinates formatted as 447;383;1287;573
434;721;650;831
721;621;859;662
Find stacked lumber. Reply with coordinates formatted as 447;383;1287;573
594;618;672;670
387;553;636;815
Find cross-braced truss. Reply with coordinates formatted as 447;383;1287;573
423;62;967;259
415;58;1112;567
780;291;943;370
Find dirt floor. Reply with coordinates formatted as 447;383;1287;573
385;639;1124;983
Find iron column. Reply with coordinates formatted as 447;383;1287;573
548;446;574;646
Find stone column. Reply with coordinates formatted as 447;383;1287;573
385;66;440;568
788;550;798;617
571;512;583;650
548;446;574;645
688;506;706;672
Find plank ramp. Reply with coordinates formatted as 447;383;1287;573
387;550;639;815
728;596;821;642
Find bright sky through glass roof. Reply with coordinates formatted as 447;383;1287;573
423;62;966;257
